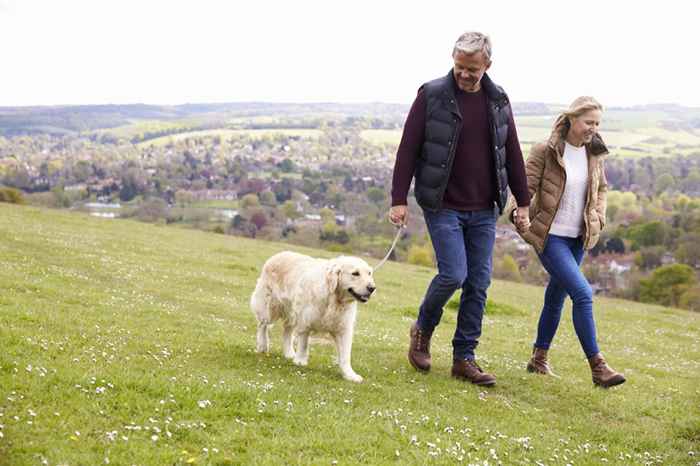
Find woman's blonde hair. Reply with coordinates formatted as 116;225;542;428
551;96;603;139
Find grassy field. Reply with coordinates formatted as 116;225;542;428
91;119;203;139
138;129;322;148
0;204;699;465
360;127;700;160
359;127;655;146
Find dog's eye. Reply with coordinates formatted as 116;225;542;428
352;271;360;276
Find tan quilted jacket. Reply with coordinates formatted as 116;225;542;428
507;132;608;254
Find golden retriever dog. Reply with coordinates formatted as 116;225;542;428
250;251;375;382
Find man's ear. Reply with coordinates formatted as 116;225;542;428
326;262;342;293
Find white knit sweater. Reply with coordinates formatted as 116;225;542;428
550;142;588;238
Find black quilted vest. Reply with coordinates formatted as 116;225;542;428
414;71;512;214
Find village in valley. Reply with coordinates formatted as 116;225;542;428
2;101;700;309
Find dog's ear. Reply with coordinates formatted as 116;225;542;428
326;262;342;293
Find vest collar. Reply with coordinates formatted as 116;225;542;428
443;70;506;104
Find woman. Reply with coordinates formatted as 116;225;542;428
510;96;625;388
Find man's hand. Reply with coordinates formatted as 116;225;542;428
389;205;408;226
515;206;530;232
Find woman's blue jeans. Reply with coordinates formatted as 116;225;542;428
416;208;497;361
536;234;600;358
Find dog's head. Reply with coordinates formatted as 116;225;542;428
326;256;376;303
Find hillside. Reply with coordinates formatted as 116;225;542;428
0;204;698;465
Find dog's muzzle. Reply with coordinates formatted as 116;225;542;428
349;286;375;303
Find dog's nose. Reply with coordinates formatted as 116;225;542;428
367;285;376;294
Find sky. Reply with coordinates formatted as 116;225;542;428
1;0;699;107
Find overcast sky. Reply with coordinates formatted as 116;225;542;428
1;0;699;107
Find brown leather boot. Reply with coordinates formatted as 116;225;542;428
527;347;557;376
408;322;432;372
451;359;496;386
588;353;626;388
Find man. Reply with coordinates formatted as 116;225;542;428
389;32;530;386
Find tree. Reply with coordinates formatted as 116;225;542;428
494;254;522;282
281;200;301;221
134;198;168;223
675;234;700;267
119;168;147;202
407;244;433;267
681;169;700;194
655;173;675;194
277;158;295;173
320;221;350;244
679;285;700;312
320;207;335;223
250;209;268;230
634;246;664;270
259;190;277;207
366;187;386;205
605;237;626;254
240;193;260;209
0;187;25;204
639;264;697;307
625;221;668;250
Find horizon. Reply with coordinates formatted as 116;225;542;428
2;99;699;111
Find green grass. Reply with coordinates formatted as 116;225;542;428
360;129;404;145
139;129;322;147
0;204;699;465
188;200;239;209
91;119;202;139
360;123;700;160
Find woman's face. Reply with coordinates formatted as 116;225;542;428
569;109;602;146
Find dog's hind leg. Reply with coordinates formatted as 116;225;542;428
281;324;296;359
293;331;310;366
256;322;270;353
250;281;272;353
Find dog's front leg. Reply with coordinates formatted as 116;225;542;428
333;328;363;383
293;331;310;366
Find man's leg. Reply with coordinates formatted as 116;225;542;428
417;209;467;332
452;208;496;360
409;209;466;372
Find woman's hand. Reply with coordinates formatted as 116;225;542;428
514;206;530;232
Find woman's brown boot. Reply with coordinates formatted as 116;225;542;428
588;353;626;388
526;347;557;376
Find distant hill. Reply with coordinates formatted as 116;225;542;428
2;101;699;137
0;102;411;136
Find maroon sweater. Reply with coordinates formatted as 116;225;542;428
391;86;530;210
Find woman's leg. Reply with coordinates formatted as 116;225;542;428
537;236;599;358
569;238;599;358
534;274;568;349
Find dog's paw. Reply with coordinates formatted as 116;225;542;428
343;372;364;383
293;357;308;366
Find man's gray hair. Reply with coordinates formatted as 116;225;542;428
453;32;492;61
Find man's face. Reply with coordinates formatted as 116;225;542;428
452;50;491;92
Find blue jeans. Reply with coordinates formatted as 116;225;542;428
535;235;600;358
417;208;496;361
